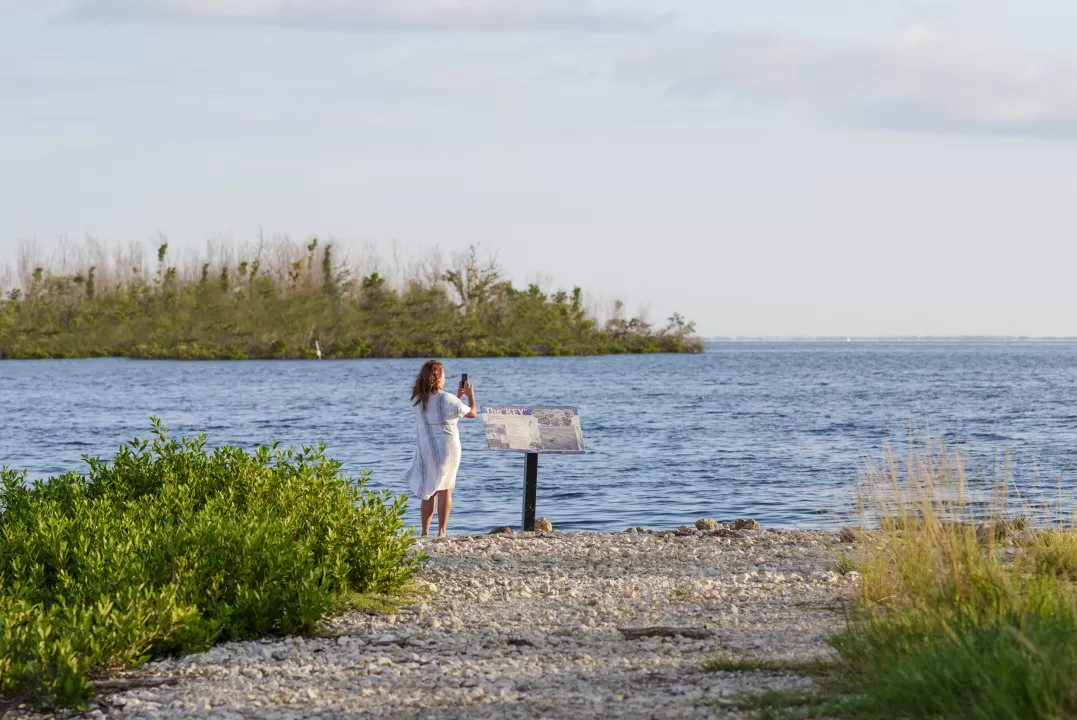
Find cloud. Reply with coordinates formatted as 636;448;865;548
0;0;68;18
620;24;1077;139
69;0;664;33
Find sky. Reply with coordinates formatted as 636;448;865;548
3;0;1077;337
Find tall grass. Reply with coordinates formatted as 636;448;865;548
828;444;1077;719
0;419;419;707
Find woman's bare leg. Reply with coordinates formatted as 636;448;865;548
420;496;436;537
436;490;453;537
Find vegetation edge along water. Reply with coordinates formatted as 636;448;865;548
711;447;1077;720
7;421;1077;716
0;419;421;708
0;240;703;360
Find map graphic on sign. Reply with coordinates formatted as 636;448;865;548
481;406;586;454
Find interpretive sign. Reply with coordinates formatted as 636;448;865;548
481;406;585;454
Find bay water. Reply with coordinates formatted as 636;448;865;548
3;342;1076;534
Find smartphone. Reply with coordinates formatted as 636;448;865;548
461;373;469;385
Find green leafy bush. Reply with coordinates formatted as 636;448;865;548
831;585;1077;719
0;419;418;707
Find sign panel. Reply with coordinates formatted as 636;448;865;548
481;406;586;454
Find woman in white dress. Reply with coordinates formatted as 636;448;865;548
405;360;477;536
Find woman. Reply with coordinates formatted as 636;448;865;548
405;360;477;537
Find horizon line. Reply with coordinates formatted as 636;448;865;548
703;336;1077;342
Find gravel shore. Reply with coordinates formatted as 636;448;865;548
21;526;857;720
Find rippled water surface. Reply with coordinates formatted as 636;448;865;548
3;343;1077;533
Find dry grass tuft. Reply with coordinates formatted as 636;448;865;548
737;441;1077;719
830;443;1077;719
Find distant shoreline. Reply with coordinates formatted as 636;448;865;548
0;348;703;361
0;240;703;361
704;337;1077;343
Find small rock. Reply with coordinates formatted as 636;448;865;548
839;526;864;543
374;634;397;645
507;636;535;647
695;518;719;531
490;526;514;535
734;519;761;531
976;521;1010;544
534;518;554;533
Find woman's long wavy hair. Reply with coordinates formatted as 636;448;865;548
411;360;444;411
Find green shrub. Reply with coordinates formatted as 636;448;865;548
0;418;418;707
831;584;1077;720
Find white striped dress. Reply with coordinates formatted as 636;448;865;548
405;391;473;501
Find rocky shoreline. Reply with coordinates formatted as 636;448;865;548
14;526;858;720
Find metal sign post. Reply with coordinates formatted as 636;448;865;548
481;405;585;532
523;453;539;531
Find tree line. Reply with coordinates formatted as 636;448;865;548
0;240;703;359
